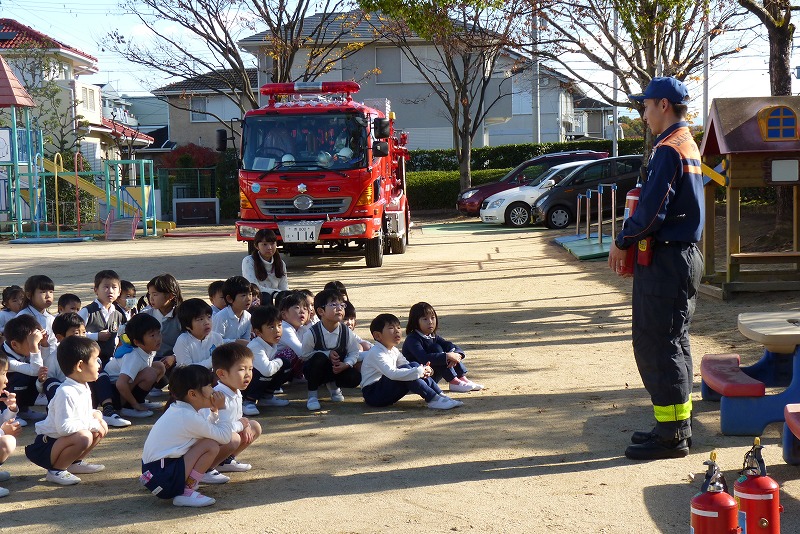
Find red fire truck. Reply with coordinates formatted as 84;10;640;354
217;81;410;267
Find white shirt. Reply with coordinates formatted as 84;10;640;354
102;346;154;383
276;321;305;356
3;342;43;376
212;306;251;341
359;341;424;388
35;377;102;438
0;309;17;332
142;400;233;464
241;255;289;294
201;382;244;433
173;331;225;369
78;299;117;342
211;305;223;317
44;338;66;383
0;408;17;436
300;322;360;366
17;305;56;360
247;336;282;377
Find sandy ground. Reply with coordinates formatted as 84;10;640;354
1;216;799;533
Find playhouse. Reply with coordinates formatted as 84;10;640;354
700;96;800;298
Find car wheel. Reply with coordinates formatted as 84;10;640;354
546;206;572;229
505;202;531;228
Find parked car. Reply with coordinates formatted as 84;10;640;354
532;155;644;230
456;150;609;216
479;161;591;227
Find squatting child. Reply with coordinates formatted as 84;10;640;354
173;298;226;369
243;305;292;414
0;352;23;497
41;312;87;403
79;270;125;365
0;315;47;423
212;276;252;342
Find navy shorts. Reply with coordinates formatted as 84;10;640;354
25;434;57;470
141;457;186;499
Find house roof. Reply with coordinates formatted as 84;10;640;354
0;53;34;107
152;68;258;95
101;117;155;146
700;96;800;156
0;18;98;64
574;95;612;110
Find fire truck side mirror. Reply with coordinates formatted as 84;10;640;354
373;118;391;139
372;141;389;158
215;129;228;152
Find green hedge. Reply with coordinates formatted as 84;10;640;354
408;139;646;171
407;168;512;210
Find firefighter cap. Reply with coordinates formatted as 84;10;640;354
628;77;689;104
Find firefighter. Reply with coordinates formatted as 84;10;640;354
607;77;704;460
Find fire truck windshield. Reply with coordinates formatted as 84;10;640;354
242;113;368;172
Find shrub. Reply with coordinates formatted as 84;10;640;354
407;168;511;210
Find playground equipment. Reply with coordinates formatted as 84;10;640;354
553;183;618;259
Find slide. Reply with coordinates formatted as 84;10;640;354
42;158;140;215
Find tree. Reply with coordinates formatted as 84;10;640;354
618;115;644;138
104;0;374;135
361;1;529;190
738;0;795;238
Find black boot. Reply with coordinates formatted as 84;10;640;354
625;437;689;460
631;429;692;448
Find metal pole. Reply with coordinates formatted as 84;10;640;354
585;190;592;239
10;104;20;235
703;0;710;129
576;194;583;235
597;185;604;245
610;185;617;242
53;152;62;237
612;10;619;157
75;151;82;237
532;14;541;144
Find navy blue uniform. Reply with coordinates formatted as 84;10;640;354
616;121;704;441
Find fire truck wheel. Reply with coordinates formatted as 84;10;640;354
365;232;384;268
247;241;256;254
390;230;407;254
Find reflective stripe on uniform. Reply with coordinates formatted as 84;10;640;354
653;398;692;422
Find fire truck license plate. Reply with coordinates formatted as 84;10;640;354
279;223;321;243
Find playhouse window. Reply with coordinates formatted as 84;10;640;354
763;106;798;141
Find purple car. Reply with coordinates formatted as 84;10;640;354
456;150;609;216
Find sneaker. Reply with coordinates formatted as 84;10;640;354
307;396;321;411
274;387;284;394
200;469;230;484
148;387;166;398
46;470;81;485
427;395;461;410
16;417;27;428
329;389;345;402
102;405;132;427
68;460;105;474
242;401;260;416
464;380;484;391
448;382;473;393
259;396;290;407
34;393;48;406
141;401;163;410
0;471;10;483
439;395;464;407
173;490;215;507
0;486;8;497
17;409;46;421
120;407;154;418
217;456;252;473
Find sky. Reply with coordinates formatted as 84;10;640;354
1;0;795;126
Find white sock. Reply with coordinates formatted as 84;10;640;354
308;390;319;399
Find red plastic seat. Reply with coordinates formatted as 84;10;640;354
701;353;765;397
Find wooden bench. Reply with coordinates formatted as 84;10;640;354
782;404;800;464
730;252;800;265
700;353;765;397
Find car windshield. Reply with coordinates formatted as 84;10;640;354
527;166;565;187
242;112;368;172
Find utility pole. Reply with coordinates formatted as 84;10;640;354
531;13;541;144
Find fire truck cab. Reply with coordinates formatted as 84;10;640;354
218;81;410;268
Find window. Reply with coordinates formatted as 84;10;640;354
376;47;401;83
81;87;88;109
87;89;96;111
758;105;798;141
191;97;209;122
572;164;606;186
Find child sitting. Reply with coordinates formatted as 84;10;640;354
24;336;108;486
0;352;23;497
174;298;226;369
402;302;483;393
0;285;24;337
79;270;126;366
243;306;292;414
17;275;57;372
241;229;289;306
249;283;262;309
360;314;462;410
212;276;252;342
297;289;318;326
1;315;47;423
275;292;308;382
96;313;166;422
208;281;226;317
57;294;81;315
140;365;235;508
41;312;87;403
139;273;183;366
208;343;262;473
114;280;137;321
343;301;372;353
300;289;361;411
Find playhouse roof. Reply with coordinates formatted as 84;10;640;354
700;96;800;156
0;53;34;107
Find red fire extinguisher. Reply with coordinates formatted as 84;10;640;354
691;451;740;534
620;184;653;274
734;437;782;533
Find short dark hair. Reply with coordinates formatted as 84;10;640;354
250;305;281;331
24;275;54;303
211;342;253;372
278;291;305;314
249;283;260;296
313;289;342;313
222;276;251;304
343;301;356;320
177;298;212;331
370;313;401;335
120;280;136;293
3;314;41;343
168;364;214;403
147;274;183;307
208;280;224;299
125;312;161;345
53;312;85;337
94;270;121;289
323;281;348;298
272;290;293;309
57;293;81;310
57;336;100;375
406;302;438;335
672;103;688;119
